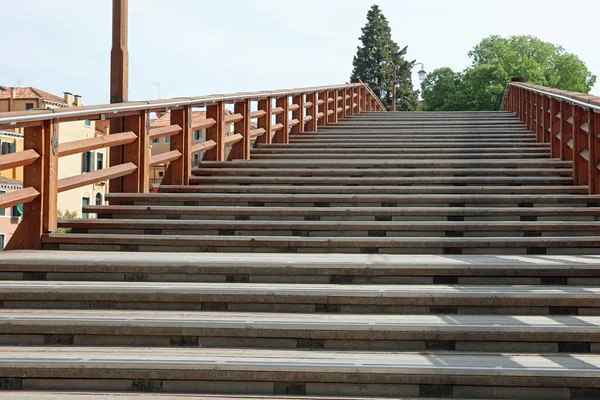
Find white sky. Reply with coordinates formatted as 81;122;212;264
1;0;598;105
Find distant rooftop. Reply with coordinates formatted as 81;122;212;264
0;86;68;106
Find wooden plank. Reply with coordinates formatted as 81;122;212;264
249;110;266;119
289;104;300;112
191;118;216;131
223;133;243;146
204;102;225;161
271;106;284;115
58;163;137;193
305;92;316;132
22;123;45;249
290;94;303;135
0;187;39;210
590;111;599;194
190;140;216;154
271;123;284;132
0;149;39;170
166;106;192;185
274;96;289;143
231;100;250;160
223;113;243;124
121;113;142;192
58;131;136;157
561;102;574;161
149;150;181;167
317;91;327;127
249;128;266;139
573;106;590;186
289;119;300;127
256;98;272;145
148;125;181;140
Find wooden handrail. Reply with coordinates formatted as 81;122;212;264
57;163;138;193
190;140;217;154
0;81;385;249
0;149;39;171
149;150;182;167
0;187;39;210
148;125;182;139
503;82;600;193
58;131;137;157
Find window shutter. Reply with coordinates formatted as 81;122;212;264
88;152;95;173
9;143;16;154
81;152;87;172
97;153;104;170
1;142;9;155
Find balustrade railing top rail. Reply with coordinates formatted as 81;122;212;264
503;81;600;194
0;81;384;250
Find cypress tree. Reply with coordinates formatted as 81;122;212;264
351;5;418;111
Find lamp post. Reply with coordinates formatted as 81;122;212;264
391;63;427;112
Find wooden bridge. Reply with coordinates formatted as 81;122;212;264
1;81;600;399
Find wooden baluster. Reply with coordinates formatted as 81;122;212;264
257;97;272;144
318;91;327;127
537;93;544;142
573;106;590;187
544;96;551;143
274;96;289;143
590;110;600;194
291;94;304;135
205;101;225;161
305;92;317;132
342;89;348;118
561;102;573;161
551;99;561;159
348;88;355;117
122;111;149;191
168;105;192;184
22;120;57;249
231;99;251;160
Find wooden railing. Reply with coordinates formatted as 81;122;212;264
503;82;600;193
0;81;384;249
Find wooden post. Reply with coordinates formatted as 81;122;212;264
274;96;289;143
342;89;348;118
305;92;317;132
109;0;129;194
318;92;327;128
257;98;272;144
551;99;561;159
22;120;57;249
122;112;142;192
291;94;304;135
167;106;192;184
328;90;338;124
573;106;590;187
231;99;251;160
392;64;397;112
590;111;599;194
561;102;574;161
205;102;225;161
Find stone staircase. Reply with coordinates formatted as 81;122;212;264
2;111;600;399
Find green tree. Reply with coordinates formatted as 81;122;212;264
351;5;418;111
422;35;597;111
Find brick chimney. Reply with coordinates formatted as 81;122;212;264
64;92;73;105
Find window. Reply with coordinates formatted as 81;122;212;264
96;153;104;171
95;193;103;206
194;153;201;164
158;171;164;177
11;204;23;218
165;136;170;144
1;142;16;155
81;197;90;219
82;151;95;173
25;103;34;110
84;120;92;127
193;130;202;141
0;234;4;251
0;190;4;216
151;138;159;144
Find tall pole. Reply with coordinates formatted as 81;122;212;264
109;0;129;193
392;64;397;112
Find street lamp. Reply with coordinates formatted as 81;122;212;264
391;62;427;112
414;63;427;81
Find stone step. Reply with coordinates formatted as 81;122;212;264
0;393;467;400
191;167;573;177
41;233;600;255
0;310;598;353
159;185;588;195
2;251;600;284
196;159;572;169
251;152;552;159
290;134;536;140
106;193;599;206
59;219;600;237
189;176;574;185
251;147;551;154
255;142;550;149
2;280;600;315
2;347;596;398
85;205;600;220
